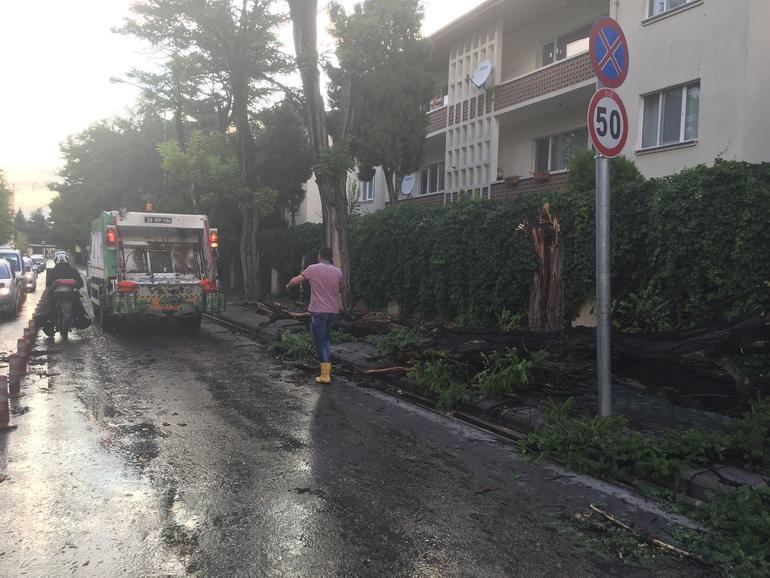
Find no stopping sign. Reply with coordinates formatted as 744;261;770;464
587;88;628;158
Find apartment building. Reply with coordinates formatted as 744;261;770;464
292;0;770;222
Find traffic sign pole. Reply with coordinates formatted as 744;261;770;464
596;154;612;417
589;16;629;417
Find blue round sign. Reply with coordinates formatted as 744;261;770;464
589;17;629;88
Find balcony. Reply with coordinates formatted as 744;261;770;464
426;106;448;135
493;51;594;113
489;172;569;201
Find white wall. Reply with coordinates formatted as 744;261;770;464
742;0;770;164
357;168;388;214
616;0;768;177
499;0;607;81
290;175;323;225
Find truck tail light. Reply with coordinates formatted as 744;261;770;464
200;279;218;293
116;281;137;292
209;229;219;249
106;226;117;246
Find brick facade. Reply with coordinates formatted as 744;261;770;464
427;106;448;134
392;172;569;206
493;52;594;112
489;172;569;201
393;193;446;206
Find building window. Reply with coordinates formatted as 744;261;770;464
641;81;700;148
542;24;592;66
534;128;588;172
419;162;445;195
648;0;695;17
360;179;375;201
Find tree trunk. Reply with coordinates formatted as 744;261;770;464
231;71;259;189
173;102;186;152
240;204;260;301
410;314;770;400
289;0;353;311
522;203;564;331
319;175;352;311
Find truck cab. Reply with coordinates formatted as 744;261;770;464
87;211;224;329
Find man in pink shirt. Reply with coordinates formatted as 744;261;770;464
286;247;343;384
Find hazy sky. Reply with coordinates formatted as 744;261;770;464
0;0;485;214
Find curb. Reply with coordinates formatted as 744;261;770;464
213;308;770;504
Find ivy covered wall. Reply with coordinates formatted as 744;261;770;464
255;160;770;329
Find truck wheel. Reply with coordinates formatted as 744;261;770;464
98;296;114;331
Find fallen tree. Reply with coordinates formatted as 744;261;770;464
405;313;770;401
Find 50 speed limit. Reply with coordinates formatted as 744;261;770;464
587;88;628;158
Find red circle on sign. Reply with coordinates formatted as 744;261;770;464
587;89;628;158
589;17;629;88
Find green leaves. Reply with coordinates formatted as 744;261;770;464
265;331;315;362
0;171;15;244
329;0;434;202
407;353;469;411
48;118;167;247
682;486;770;577
255;223;325;286
374;327;423;362
474;349;550;398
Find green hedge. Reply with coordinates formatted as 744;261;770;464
255;222;324;281
348;176;655;325
257;160;770;329
645;160;770;326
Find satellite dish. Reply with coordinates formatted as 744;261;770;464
401;174;416;196
470;59;493;90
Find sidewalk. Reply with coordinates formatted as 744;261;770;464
215;299;769;502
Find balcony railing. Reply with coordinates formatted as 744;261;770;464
426;106;448;134
489;172;569;201
493;51;594;112
393;192;446;206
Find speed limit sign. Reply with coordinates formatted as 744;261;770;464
587;88;628;158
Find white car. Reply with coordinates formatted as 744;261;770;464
0;259;23;318
23;256;37;292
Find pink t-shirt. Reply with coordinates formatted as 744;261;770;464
302;262;342;313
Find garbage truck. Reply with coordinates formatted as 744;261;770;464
87;210;224;329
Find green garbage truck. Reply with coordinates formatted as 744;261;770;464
87;210;224;329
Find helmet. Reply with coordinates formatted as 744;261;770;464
54;250;69;264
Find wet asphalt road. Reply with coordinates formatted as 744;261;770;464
1;288;704;576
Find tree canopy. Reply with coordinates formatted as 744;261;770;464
330;0;434;202
0;171;14;244
119;0;291;189
48;116;166;247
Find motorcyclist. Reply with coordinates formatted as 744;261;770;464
36;251;91;335
46;251;84;289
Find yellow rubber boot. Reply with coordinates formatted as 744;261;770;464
315;362;332;384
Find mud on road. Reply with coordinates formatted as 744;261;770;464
1;313;709;577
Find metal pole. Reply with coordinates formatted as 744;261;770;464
596;154;612;416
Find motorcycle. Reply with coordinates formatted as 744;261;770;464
45;278;81;340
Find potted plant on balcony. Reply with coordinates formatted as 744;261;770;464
504;175;520;187
533;170;550;183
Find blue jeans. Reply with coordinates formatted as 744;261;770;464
310;313;339;363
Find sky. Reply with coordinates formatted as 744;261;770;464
0;0;486;214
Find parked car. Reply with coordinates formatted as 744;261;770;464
22;256;37;292
30;254;46;272
0;247;27;305
0;259;23;318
